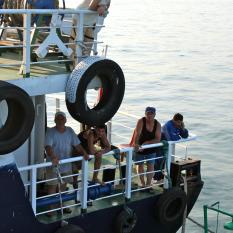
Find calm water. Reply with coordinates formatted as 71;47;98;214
103;0;233;232
60;0;233;232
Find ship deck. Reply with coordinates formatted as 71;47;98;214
37;181;163;224
35;154;164;224
0;50;70;81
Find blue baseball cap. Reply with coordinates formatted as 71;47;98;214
145;107;156;114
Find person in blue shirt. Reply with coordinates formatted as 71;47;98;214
162;113;189;141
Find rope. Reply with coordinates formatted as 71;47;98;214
187;217;215;233
112;148;129;209
181;173;188;233
215;202;220;233
55;165;68;227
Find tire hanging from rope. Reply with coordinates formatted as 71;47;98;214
66;57;125;126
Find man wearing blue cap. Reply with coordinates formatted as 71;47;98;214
132;107;161;190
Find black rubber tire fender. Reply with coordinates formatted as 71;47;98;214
155;187;187;225
0;81;35;155
114;206;137;233
66;56;125;126
55;224;85;233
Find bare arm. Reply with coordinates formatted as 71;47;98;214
132;118;143;147
45;145;59;165
87;131;98;155
99;132;111;154
89;0;110;12
75;144;89;161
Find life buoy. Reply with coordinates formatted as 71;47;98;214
66;56;125;126
0;81;35;155
114;206;137;233
55;224;85;233
155;187;187;225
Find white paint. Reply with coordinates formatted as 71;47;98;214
35;14;73;58
0;153;15;167
7;74;68;96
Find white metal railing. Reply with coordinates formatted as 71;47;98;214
0;8;103;77
18;136;196;217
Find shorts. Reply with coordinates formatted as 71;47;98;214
134;152;156;165
72;160;82;173
46;167;72;186
71;153;83;173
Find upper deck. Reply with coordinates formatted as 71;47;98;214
0;8;104;94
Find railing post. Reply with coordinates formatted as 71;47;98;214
31;167;37;215
93;16;99;55
80;158;89;213
107;121;112;144
76;13;84;64
55;98;60;112
21;12;31;77
203;205;208;233
125;149;133;200
164;142;172;189
167;142;172;174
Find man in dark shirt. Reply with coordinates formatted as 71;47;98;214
131;107;161;189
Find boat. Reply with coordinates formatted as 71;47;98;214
0;2;204;233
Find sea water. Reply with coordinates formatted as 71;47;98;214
56;0;233;232
102;0;233;232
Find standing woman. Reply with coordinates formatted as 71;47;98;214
132;107;161;189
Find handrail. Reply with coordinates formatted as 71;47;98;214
0;9;97;14
0;8;101;77
203;202;233;233
18;137;196;216
18;156;84;171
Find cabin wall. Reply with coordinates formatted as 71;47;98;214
0;95;46;182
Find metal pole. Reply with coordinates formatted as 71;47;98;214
167;143;172;174
80;158;88;213
21;13;31;77
76;13;84;64
31;167;37;215
181;170;187;233
204;205;208;233
164;142;172;189
56;98;60;112
107;121;112;144
125;149;133;200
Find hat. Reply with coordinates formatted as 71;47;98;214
55;111;66;119
145;106;156;114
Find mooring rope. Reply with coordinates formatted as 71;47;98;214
187;217;215;233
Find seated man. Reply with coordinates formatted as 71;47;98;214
45;111;88;215
162;113;189;141
73;125;111;187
